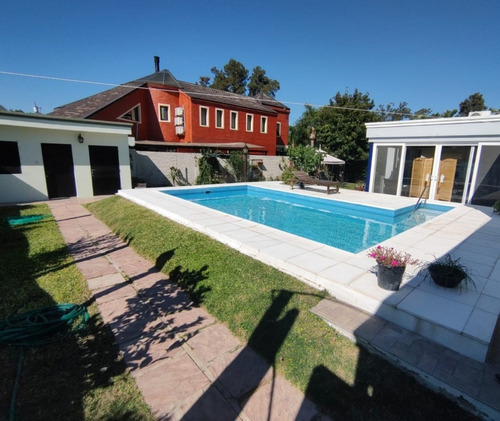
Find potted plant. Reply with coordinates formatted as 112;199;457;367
493;200;500;214
368;245;419;291
426;254;475;290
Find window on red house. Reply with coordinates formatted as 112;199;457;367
246;114;253;132
200;106;209;127
216;109;224;129
261;116;268;134
230;111;238;130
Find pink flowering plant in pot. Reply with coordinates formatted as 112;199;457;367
367;245;419;291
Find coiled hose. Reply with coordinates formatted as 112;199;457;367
0;304;89;420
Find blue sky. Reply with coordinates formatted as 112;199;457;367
1;0;499;124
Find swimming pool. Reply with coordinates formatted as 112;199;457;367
163;185;452;253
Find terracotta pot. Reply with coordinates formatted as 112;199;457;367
377;264;405;291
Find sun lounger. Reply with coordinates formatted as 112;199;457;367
290;171;339;194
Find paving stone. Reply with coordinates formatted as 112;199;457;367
207;346;273;402
163;383;240;421
186;324;241;364
87;273;126;290
76;256;117;278
133;351;211;416
119;330;184;372
352;316;387;341
93;282;136;305
108;307;166;345
417;353;439;373
371;324;405;349
98;297;134;324
145;289;192;316
130;271;170;291
241;375;322;421
164;305;215;337
453;358;484;386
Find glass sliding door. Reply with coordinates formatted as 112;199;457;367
435;146;472;203
401;146;435;198
471;145;500;206
372;145;402;195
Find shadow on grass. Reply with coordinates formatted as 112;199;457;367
0;205;148;420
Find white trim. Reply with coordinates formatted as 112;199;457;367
118;103;141;123
260;116;268;134
246;113;254;132
158;104;171;122
276;122;281;136
230;111;238;130
199;106;209;127
215;108;224;129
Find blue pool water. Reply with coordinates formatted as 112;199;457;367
163;186;452;253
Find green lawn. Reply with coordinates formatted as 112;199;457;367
84;196;480;420
0;204;153;421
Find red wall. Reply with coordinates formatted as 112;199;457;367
90;84;289;155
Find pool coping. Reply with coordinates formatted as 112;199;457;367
118;182;500;363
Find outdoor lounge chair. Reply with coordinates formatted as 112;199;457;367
290;171;339;194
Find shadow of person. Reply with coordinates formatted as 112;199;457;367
180;289;298;420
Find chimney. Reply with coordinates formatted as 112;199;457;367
154;56;160;72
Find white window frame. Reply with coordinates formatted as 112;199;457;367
159;104;170;122
246;113;254;132
215;108;224;129
200;106;209;127
276;122;281;136
260;116;268;134
118;103;141;123
230;111;238;130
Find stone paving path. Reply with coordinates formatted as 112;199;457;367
48;199;327;421
311;299;500;420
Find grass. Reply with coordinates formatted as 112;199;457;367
0;204;153;421
85;196;480;420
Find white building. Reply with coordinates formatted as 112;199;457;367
366;112;500;206
0;111;133;204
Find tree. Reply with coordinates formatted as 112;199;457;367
197;76;210;87
247;66;280;97
198;60;280;97
459;92;486;116
287;145;322;173
292;89;379;181
377;102;411;121
209;59;248;95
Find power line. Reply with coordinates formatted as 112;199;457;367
0;69;425;118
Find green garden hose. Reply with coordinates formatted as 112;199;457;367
0;304;89;420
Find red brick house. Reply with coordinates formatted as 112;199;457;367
50;66;289;156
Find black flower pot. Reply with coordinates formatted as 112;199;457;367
377;264;405;291
428;266;465;288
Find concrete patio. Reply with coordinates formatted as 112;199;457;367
117;181;500;417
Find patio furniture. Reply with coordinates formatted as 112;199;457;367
290;171;339;194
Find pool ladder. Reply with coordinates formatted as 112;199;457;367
411;185;428;216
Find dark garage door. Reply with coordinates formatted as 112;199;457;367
89;145;121;195
41;143;77;199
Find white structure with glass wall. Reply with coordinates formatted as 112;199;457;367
365;114;500;206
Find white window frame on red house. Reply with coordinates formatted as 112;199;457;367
230;111;238;130
246;114;254;132
159;104;171;122
276;122;281;136
200;106;209;127
118;104;141;123
215;108;224;129
260;116;268;134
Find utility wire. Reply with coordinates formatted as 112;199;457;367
0;69;431;118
